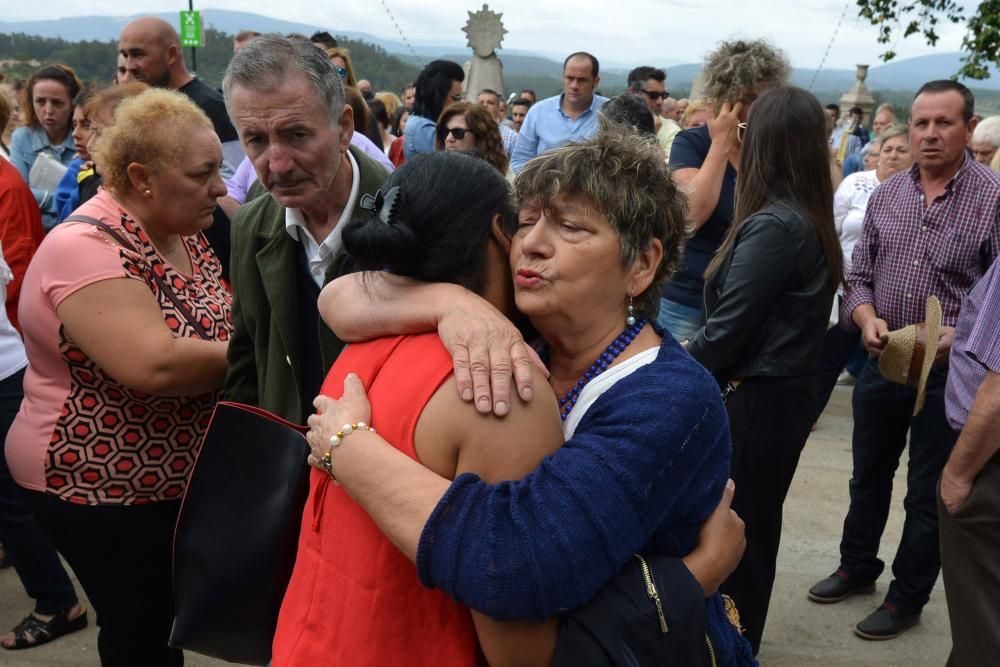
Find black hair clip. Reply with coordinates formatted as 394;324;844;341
360;186;401;226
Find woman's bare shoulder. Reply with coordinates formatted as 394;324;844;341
414;364;562;484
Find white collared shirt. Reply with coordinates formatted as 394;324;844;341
284;150;360;287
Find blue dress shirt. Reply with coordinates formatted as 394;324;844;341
510;93;608;173
403;115;437;160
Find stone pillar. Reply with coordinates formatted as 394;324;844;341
838;64;876;126
462;4;507;99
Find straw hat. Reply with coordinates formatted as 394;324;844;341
877;296;942;415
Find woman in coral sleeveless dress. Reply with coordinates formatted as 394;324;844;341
273;151;562;666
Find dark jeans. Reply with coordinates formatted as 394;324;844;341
813;315;866;422
26;492;183;667
719;374;816;655
0;367;79;616
838;358;957;613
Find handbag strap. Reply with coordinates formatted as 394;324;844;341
66;214;213;340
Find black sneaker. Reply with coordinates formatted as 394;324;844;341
807;569;876;603
854;601;920;640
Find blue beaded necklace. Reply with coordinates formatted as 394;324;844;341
544;319;648;422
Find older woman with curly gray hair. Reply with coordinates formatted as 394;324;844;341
660;39;789;342
304;123;756;665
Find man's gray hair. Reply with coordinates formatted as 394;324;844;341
973;116;1000;148
223;33;345;124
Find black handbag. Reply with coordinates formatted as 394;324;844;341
169;401;310;665
553;554;716;667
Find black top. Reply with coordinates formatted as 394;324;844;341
663;125;737;309
179;77;239;143
203;207;231;282
686;197;834;383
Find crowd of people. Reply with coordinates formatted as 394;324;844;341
0;15;998;667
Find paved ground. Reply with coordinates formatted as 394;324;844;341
0;385;951;666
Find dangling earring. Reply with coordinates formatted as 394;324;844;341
626;295;636;326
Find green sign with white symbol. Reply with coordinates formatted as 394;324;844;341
179;11;204;48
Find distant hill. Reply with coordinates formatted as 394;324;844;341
0;28;421;94
1;8;997;98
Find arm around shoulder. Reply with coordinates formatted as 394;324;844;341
417;366;563;667
417;361;730;620
318;272;461;341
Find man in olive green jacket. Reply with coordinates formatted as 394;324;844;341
222;35;389;423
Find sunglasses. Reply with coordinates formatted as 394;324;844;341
445;127;473;140
640;89;667;101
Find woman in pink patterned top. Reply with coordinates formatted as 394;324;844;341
5;88;231;666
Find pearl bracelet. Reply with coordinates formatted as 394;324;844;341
320;422;376;480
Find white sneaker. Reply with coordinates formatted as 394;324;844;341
836;371;857;386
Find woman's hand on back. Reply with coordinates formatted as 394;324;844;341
306;375;373;472
438;294;546;417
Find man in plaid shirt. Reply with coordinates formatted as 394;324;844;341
808;80;1000;640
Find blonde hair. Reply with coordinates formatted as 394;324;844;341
680;99;707;129
0;87;11;134
325;47;357;88
94;88;213;192
375;91;402;117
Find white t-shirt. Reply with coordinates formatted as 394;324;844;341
833;169;881;286
0;243;28;381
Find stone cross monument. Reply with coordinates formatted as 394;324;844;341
839;64;876;125
462;4;507;99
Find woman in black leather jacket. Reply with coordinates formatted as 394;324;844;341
685;85;843;654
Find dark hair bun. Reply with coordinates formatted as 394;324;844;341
342;208;421;272
342;152;514;294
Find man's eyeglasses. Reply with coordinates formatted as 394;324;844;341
640;89;667;101
445;127;473;140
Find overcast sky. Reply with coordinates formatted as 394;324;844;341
6;0;975;69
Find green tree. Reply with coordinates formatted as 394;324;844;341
857;0;1000;79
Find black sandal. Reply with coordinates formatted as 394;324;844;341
2;608;88;650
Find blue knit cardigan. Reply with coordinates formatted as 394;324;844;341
417;334;757;664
